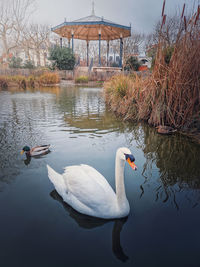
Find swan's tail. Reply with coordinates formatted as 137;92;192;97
47;165;66;195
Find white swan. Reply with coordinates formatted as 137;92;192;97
47;147;137;219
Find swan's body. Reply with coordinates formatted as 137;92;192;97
47;147;137;219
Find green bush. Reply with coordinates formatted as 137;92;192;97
9;57;23;68
124;56;141;71
49;46;75;70
23;60;35;69
75;76;89;84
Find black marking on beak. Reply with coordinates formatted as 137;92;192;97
124;153;135;163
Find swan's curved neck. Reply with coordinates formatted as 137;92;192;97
115;153;127;205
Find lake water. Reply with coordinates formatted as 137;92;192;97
0;85;200;267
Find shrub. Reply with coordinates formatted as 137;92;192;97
39;72;60;85
49;46;75;70
75;76;89;84
9;57;23;68
23;60;35;69
124;56;141;71
104;74;141;120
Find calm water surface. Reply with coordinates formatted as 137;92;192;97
0;86;200;267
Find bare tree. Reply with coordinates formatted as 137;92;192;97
22;23;50;66
0;0;36;62
123;33;145;62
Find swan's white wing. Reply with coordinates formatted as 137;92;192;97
63;164;116;215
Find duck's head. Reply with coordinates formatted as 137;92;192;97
117;147;137;171
21;146;30;155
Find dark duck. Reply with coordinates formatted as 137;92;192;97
21;145;50;157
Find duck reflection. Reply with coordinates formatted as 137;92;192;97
23;150;51;166
50;190;129;262
24;155;31;165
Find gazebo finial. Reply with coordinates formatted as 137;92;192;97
91;1;95;16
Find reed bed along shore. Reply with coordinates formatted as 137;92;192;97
0;72;60;89
104;3;200;135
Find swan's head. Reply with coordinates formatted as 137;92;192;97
117;147;137;171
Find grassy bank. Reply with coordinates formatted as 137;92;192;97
104;5;200;136
0;72;60;89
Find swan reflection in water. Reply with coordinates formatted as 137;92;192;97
50;190;129;262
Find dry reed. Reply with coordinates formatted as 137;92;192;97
104;2;200;130
145;2;200;129
38;72;60;86
0;72;60;89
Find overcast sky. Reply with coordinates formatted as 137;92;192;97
32;0;199;33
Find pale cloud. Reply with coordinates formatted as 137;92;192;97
32;0;199;33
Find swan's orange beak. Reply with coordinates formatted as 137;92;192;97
20;150;24;155
127;158;137;171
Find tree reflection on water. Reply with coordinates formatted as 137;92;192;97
129;123;200;209
0;86;200;209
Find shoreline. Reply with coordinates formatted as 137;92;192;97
60;79;104;87
108;108;200;145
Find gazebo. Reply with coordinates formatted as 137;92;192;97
51;3;131;68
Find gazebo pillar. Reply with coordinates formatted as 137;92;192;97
71;33;74;53
119;36;123;68
60;38;63;48
98;31;101;66
68;38;71;48
86;41;89;67
107;41;110;66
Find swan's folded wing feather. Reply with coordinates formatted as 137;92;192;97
63;165;116;212
80;164;114;190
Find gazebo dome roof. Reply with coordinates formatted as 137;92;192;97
73;14;114;24
52;8;131;41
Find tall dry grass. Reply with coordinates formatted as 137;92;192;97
104;74;142;120
0;72;60;89
146;2;200;128
105;3;200;130
38;72;60;86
